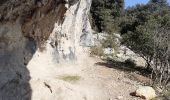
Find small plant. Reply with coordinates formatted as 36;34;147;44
90;46;104;56
59;75;81;82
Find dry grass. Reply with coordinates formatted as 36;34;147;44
59;75;81;82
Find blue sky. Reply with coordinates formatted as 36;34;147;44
125;0;170;8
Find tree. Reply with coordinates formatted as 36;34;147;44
90;0;124;33
120;1;170;87
152;26;170;87
149;0;168;4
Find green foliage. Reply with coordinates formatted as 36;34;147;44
90;0;124;33
90;0;170;87
102;34;119;52
149;0;168;4
90;0;124;55
120;1;170;87
90;46;104;56
120;2;170;59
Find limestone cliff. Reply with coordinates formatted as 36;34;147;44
0;0;93;99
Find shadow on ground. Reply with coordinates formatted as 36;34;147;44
95;59;152;77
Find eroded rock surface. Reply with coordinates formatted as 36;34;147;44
0;0;93;99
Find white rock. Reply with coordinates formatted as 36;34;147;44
103;48;115;55
135;86;156;100
117;95;123;100
113;33;122;39
65;4;69;9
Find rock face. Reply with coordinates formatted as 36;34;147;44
135;86;156;100
47;0;93;63
0;22;33;100
0;0;93;99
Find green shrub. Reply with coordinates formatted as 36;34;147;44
90;46;104;56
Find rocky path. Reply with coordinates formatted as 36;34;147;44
28;55;143;100
75;58;142;100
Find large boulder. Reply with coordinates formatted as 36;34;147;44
135;86;156;100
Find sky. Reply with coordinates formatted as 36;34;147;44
125;0;170;8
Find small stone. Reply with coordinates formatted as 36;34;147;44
135;86;156;100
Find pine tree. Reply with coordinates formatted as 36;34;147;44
90;0;124;33
149;0;167;4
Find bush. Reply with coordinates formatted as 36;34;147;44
120;1;170;88
90;0;124;33
90;46;104;56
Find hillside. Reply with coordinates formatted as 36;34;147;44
0;0;169;100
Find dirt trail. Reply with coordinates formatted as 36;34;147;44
27;55;142;100
75;57;142;100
